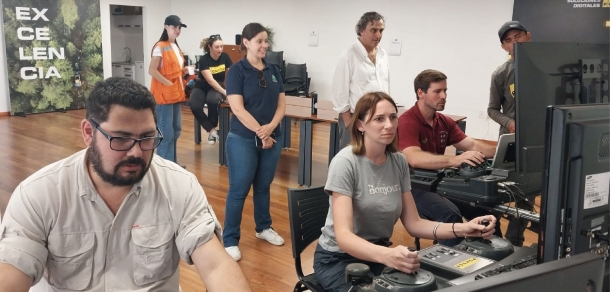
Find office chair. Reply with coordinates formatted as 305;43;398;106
265;50;285;80
284;63;308;96
287;186;329;292
194;55;204;71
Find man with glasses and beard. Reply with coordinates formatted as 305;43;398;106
0;77;251;291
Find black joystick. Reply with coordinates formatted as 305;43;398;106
346;263;372;288
458;218;515;261
481;219;490;227
459;161;487;178
346;248;438;292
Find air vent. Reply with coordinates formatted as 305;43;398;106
599;133;609;159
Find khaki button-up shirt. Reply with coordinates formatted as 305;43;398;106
0;150;222;291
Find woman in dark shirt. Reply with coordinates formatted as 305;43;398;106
222;23;286;261
189;34;233;145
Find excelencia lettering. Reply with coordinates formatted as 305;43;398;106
15;7;63;80
567;0;602;8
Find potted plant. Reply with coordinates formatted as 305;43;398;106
266;26;275;50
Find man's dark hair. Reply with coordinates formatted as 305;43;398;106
85;77;157;124
241;23;267;51
355;12;385;36
413;69;447;100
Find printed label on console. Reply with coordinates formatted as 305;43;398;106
583;172;609;209
455;257;479;269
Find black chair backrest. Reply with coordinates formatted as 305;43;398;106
284;63;307;83
265;50;285;81
195;55;204;71
287;186;329;279
265;50;284;67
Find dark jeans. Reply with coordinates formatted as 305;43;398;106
313;244;386;292
189;87;224;132
411;189;502;246
338;113;351;150
222;132;283;247
505;199;534;246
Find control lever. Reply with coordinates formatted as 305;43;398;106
481;219;490;227
346;263;372;291
465;219;491;243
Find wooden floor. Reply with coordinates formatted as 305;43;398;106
0;106;540;292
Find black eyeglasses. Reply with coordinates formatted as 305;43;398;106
257;69;266;88
89;119;163;151
209;34;221;40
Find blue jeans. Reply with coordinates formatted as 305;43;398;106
155;103;182;163
223;132;283;247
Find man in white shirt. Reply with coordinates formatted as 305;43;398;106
332;11;390;149
0;77;251;291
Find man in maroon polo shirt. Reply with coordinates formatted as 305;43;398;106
398;69;499;246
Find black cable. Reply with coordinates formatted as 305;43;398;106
504;187;522;234
507;185;540;210
441;197;467;223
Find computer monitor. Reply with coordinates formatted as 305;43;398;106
514;43;609;180
538;103;610;265
435;252;606;292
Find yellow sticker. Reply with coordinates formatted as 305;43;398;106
455;257;480;269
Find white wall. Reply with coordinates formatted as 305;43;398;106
0;0;10;113
173;0;515;140
2;0;513;140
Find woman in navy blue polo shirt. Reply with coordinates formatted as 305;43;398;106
222;23;286;261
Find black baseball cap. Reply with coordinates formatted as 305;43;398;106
164;15;187;28
498;21;527;42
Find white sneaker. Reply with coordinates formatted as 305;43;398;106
255;228;285;246
207;131;219;145
225;246;241;261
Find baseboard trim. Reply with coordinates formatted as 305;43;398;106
0;112;9;117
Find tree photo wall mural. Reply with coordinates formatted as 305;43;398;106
2;0;102;115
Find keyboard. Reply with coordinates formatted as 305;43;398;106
474;254;538;280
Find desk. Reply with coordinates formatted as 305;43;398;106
204;98;467;187
215;97;318;165
214;97;338;187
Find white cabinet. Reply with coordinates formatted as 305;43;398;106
112;64;123;77
122;65;135;80
114;15;128;28
134;61;145;86
130;15;143;28
114;15;142;28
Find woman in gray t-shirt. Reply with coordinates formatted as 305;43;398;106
313;92;498;292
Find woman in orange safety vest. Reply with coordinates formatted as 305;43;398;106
148;15;188;163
